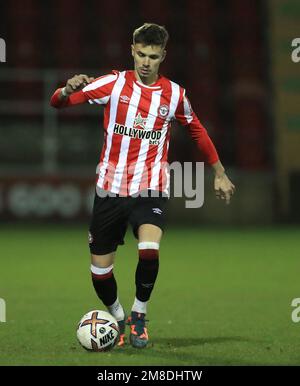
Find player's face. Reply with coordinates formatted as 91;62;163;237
131;43;166;81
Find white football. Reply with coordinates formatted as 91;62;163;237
77;310;119;351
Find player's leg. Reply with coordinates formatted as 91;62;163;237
133;224;162;314
128;192;167;348
91;252;123;320
89;193;128;346
90;252;126;346
128;224;162;348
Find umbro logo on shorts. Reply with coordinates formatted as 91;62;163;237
88;232;93;244
152;208;162;215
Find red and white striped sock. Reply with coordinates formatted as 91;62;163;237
91;264;118;309
132;242;160;313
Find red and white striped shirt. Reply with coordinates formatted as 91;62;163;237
51;70;219;196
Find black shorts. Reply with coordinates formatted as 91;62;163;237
89;190;168;255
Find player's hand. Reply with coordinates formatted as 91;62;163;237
214;173;235;205
64;74;95;95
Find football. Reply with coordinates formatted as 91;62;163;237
77;310;119;351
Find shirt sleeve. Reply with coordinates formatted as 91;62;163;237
50;71;119;109
174;90;219;165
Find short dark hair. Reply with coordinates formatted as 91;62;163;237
133;23;169;49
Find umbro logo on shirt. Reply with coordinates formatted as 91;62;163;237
152;208;162;215
120;95;130;104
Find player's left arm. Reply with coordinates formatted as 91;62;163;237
175;90;235;205
211;159;235;205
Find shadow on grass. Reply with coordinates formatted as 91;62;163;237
113;336;263;365
154;336;252;348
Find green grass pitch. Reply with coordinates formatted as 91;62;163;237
0;224;299;365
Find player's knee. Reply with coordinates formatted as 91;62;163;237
138;224;163;243
91;253;115;268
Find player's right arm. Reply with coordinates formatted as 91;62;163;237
50;74;95;108
50;71;119;108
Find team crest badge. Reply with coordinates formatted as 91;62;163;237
158;104;169;118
